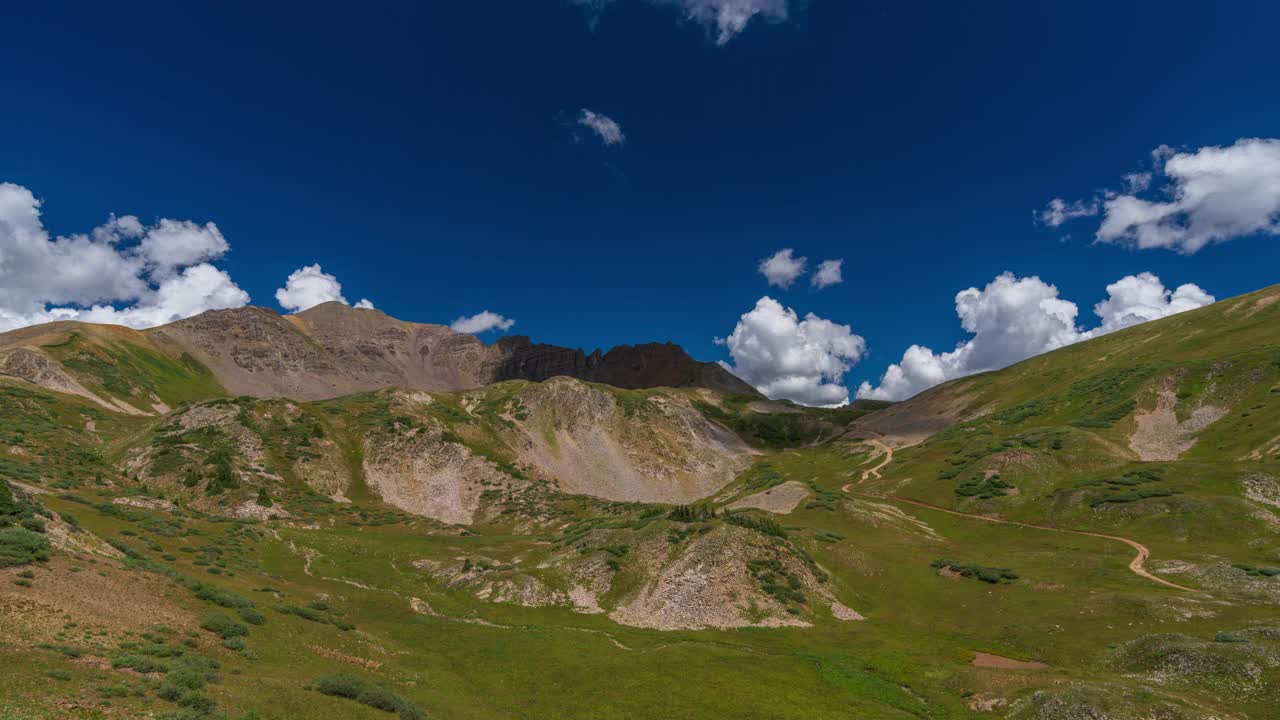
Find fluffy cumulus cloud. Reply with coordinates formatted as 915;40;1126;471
1045;138;1280;253
758;248;807;287
1088;272;1215;337
274;264;372;313
0;182;249;332
720;297;866;406
856;272;1215;401
811;259;843;289
451;311;515;335
574;0;790;44
578;109;625;146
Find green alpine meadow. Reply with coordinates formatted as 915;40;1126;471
1;284;1278;719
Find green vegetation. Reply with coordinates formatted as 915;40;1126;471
1232;563;1280;577
313;673;427;720
667;503;716;522
723;511;787;538
930;559;1020;584
954;474;1013;499
0;478;52;567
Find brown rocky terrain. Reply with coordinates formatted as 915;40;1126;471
0;302;760;403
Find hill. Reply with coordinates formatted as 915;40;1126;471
0;285;1277;719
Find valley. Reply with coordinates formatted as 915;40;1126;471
1;285;1279;719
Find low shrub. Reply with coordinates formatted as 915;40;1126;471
113;654;170;674
0;526;51;567
931;558;1019;584
199;613;248;640
238;607;266;625
1233;563;1280;577
313;673;426;719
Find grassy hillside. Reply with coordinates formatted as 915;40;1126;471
1;285;1278;719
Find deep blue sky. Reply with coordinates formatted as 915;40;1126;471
5;1;1279;391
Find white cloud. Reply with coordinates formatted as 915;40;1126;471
451;311;515;334
1122;172;1152;193
71;264;249;329
811;259;843;289
353;298;375;310
0;182;249;332
758;248;807;288
136;219;230;280
1092;138;1280;253
1036;197;1099;228
721;296;866;406
573;0;790;44
665;0;790;44
1087;272;1215;337
856;272;1215;401
578;109;625;146
274;265;349;312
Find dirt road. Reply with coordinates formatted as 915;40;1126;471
843;442;1195;592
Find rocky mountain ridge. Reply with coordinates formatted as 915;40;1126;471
0;301;760;405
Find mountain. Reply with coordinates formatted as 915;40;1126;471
1;284;1278;720
0;301;760;409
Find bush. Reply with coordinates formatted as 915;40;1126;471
0;526;52;567
313;673;426;719
931;559;1019;584
1233;563;1280;577
357;685;403;713
46;669;72;681
178;692;216;713
199;613;248;640
166;669;208;691
178;576;254;608
668;504;716;522
723;512;786;538
113;654;170;674
156;682;185;702
278;604;354;631
38;643;83;658
238;607;266;625
314;673;365;699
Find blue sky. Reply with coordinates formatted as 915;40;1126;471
3;1;1279;403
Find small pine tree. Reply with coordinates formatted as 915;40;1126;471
256;488;272;508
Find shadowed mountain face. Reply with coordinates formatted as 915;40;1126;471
488;335;756;396
0;302;760;402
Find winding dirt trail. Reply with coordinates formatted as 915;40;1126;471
860;440;894;481
842;443;1195;593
